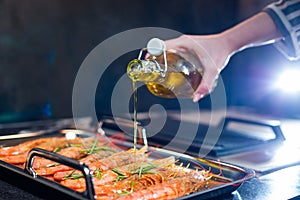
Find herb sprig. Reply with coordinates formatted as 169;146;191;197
63;170;82;180
112;168;127;182
63;168;102;180
80;139;115;155
131;163;156;179
112;163;157;182
118;180;135;196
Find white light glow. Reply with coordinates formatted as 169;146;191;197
275;69;300;93
65;131;77;140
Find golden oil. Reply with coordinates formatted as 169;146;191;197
127;51;203;98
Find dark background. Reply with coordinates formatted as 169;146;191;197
1;0;300;123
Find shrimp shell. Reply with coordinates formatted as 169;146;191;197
39;147;147;177
93;170;173;199
33;146;86;169
0;138;62;156
59;156;175;189
88;147;148;172
116;172;208;200
0;137;92;165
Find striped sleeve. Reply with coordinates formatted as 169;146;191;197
264;0;300;60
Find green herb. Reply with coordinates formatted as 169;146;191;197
131;163;156;179
53;147;60;153
94;168;102;179
112;168;127;182
118;180;135;196
65;143;83;148
63;170;84;180
118;190;131;196
70;173;84;180
70;143;83;147
80;146;115;154
63;168;103;180
88;139;98;154
45;163;60;168
63;170;76;180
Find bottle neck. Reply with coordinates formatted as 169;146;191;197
127;59;164;82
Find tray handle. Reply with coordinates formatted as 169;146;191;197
223;116;285;141
24;148;95;200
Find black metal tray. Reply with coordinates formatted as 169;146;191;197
0;119;255;200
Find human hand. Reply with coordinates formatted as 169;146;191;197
165;34;232;102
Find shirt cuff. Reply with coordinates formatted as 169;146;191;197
264;3;300;60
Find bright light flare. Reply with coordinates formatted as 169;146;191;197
275;69;300;93
65;131;77;140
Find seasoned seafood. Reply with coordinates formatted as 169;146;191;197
59;156;175;189
0;135;232;200
116;173;208;200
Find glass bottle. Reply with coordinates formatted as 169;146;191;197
127;38;204;98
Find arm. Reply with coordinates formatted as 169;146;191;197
222;12;281;54
166;12;282;102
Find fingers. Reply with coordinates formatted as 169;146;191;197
164;35;191;51
163;35;222;102
193;69;220;102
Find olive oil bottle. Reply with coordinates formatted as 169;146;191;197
127;38;204;98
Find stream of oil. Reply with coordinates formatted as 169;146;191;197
132;81;138;150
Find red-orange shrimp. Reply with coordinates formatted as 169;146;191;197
0;138;66;165
93;173;164;198
35;164;73;176
88;147;148;172
0;137;86;165
59;156;175;189
0;137;95;157
51;150;113;181
0;154;28;165
33;146;86;169
58;147;149;189
52;149;118;180
93;167;186;199
38;147;146;177
116;172;209;200
0;138;54;156
79;147;117;164
55;169;118;187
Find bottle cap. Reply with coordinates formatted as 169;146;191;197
147;38;166;56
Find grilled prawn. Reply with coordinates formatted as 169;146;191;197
59;156;175;189
116;171;210;200
36;147;148;176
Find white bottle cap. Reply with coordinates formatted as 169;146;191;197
147;38;166;56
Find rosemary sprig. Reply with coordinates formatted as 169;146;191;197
69;173;84;180
53;147;60;153
118;180;135;196
88;139;98;154
63;168;103;180
45;163;60;168
80;138;115;155
112;168;127;182
65;143;83;148
80;146;115;154
63;170;76;180
70;143;83;147
63;170;84;180
112;163;157;182
131;163;156;179
94;168;102;179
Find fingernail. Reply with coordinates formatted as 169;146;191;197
193;93;203;102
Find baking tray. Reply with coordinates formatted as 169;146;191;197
98;115;285;157
0;119;255;200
